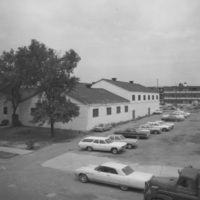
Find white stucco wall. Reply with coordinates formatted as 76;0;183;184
0;98;13;124
18;95;132;131
18;95;89;131
92;80;159;117
87;102;131;130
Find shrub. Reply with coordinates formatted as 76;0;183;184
1;119;9;126
25;140;35;150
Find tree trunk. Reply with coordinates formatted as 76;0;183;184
12;108;19;126
50;119;55;138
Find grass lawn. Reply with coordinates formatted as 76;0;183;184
0;126;85;150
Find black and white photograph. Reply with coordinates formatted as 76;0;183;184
0;0;200;199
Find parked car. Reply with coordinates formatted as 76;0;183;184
93;123;112;132
147;121;171;131
161;114;184;122
114;128;150;139
152;109;163;114
139;124;162;134
75;162;153;191
154;120;174;129
173;110;190;118
171;113;185;119
106;135;139;149
78;136;127;154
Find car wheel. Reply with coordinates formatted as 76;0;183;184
162;128;167;132
153;130;159;134
79;174;88;183
127;144;133;149
119;185;129;191
87;146;93;152
111;148;118;154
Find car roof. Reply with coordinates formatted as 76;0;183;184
101;162;128;169
108;135;123;137
82;136;107;140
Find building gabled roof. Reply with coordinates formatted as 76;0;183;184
96;79;158;93
68;83;130;105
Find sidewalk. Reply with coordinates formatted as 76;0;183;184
42;152;181;177
0;146;32;155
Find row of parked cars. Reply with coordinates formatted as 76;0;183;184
78;119;175;155
74;110;189;192
161;110;190;122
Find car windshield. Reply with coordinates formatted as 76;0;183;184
105;139;113;144
120;135;126;140
122;165;134;175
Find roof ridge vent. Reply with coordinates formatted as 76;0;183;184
112;78;117;81
129;81;134;84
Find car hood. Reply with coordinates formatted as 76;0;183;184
128;171;153;182
150;176;178;188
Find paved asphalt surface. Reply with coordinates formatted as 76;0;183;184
0;111;200;200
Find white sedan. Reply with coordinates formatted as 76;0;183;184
153;109;163;114
75;162;153;191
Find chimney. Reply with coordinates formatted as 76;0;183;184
112;78;117;81
129;81;134;84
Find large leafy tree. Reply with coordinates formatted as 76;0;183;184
0;47;33;125
29;40;81;137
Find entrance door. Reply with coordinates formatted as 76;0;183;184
132;110;135;120
148;108;151;115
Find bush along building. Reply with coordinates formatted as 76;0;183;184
0;79;159;131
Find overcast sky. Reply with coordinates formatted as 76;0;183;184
0;0;200;86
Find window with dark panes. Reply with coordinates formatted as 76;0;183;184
138;95;141;101
3;107;7;114
107;107;111;115
152;95;154;100
156;95;159;100
117;106;121;114
125;105;128;112
93;108;99;117
132;95;135;101
143;95;146;100
148;95;150;100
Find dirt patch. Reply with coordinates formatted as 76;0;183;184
188;133;200;143
0;151;19;159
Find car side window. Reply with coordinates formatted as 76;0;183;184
115;136;121;140
109;168;118;175
98;166;110;173
93;140;99;144
109;136;114;140
178;178;193;189
99;140;106;144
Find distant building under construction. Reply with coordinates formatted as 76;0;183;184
150;82;200;105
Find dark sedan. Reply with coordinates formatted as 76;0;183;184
114;128;150;139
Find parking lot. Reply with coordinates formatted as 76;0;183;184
1;111;200;200
40;111;200;200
